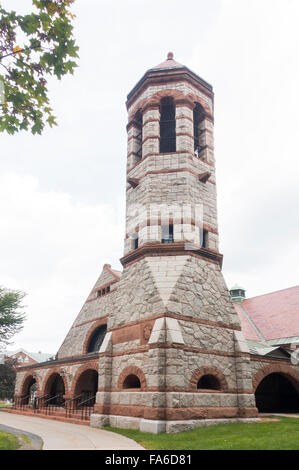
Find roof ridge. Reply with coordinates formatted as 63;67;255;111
245;284;299;301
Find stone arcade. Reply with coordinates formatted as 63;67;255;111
13;54;299;433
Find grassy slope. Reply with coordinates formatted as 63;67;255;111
0;431;20;450
105;417;299;450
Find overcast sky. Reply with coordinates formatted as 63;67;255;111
1;0;298;354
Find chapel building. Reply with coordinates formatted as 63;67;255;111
12;54;299;432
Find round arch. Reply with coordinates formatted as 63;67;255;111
41;369;69;398
72;364;99;401
117;366;147;390
19;372;40;399
83;318;108;355
255;373;299;413
190;366;228;392
129;89;211;121
253;364;299;393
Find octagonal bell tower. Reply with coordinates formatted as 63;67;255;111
91;53;258;433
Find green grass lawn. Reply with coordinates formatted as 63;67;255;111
0;403;12;408
0;431;20;450
105;417;299;450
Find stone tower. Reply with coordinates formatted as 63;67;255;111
90;53;258;433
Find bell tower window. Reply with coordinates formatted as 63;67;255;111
162;223;174;244
193;102;204;158
135;110;142;159
160;97;176;153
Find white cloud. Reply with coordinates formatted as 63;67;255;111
0;172;124;352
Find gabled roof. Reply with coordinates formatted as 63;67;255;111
235;285;299;341
6;349;53;363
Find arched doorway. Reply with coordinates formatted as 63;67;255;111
255;373;299;413
45;373;65;406
21;375;37;404
74;369;98;404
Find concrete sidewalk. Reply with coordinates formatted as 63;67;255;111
0;411;144;450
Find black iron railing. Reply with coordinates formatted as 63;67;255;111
64;393;84;418
43;394;64;415
77;395;96;420
34;394;49;413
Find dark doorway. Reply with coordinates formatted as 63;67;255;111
255;373;299;413
49;374;65;406
22;376;36;404
75;369;98;404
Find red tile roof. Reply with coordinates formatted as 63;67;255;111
235;285;299;341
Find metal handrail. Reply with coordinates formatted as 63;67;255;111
34;394;49;413
64;393;84;418
43;393;61;405
77;395;96;420
43;393;64;415
15;394;30;410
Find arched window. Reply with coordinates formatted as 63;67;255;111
193;102;204;157
135;110;142;159
160;97;176;153
87;324;107;353
197;374;220;390
123;374;141;389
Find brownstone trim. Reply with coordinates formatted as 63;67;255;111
149;343;249;358
176;132;193;139
19;372;41;396
141;135;160;145
120;241;223;268
252;364;299;393
75;315;109;328
97;386;254;394
128;86;213;119
189;366;228;391
93;404;257;420
176;115;193;123
83;318;108;355
117;366;147;390
142;102;160;112
142;118;160;127
100;344;248;360
127;151;214;173
107;313;241;333
70;361;99;395
250;355;293;364
127;151;141;159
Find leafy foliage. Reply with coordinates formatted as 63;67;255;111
0;286;26;349
0;357;17;400
0;0;78;134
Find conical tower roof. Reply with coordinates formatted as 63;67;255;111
149;52;185;71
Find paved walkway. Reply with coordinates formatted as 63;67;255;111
0;412;144;450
